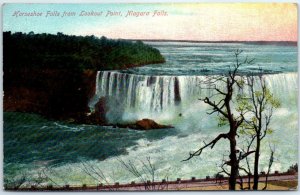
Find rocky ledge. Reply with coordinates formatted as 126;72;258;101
114;118;173;130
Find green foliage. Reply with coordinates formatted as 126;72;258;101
236;94;252;112
266;128;273;134
254;87;281;112
236;77;281;136
238;127;256;136
236;78;245;87
3;31;165;71
239;116;257;135
218;116;228;127
254;91;263;97
265;89;281;108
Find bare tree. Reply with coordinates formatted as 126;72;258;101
4;172;28;190
235;135;256;190
119;156;170;190
183;50;255;190
262;144;275;190
79;160;118;191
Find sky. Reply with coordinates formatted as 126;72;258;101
3;3;298;41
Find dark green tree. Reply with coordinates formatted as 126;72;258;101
3;31;165;71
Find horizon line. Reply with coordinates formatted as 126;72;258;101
4;31;297;44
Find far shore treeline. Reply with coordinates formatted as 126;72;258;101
3;31;165;122
3;31;165;70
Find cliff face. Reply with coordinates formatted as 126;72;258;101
4;68;98;122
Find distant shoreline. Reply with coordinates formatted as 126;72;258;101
5;31;296;45
124;39;297;46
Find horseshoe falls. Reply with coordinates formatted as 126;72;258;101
90;71;297;125
4;42;298;186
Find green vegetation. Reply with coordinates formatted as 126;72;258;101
3;32;164;120
3;31;165;70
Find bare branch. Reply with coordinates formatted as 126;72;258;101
203;97;229;118
182;133;228;161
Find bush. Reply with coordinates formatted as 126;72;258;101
287;164;298;173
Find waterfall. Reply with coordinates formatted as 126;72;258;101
89;71;298;123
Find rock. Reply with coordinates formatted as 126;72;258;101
94;97;107;116
84;97;107;125
174;77;181;104
136;119;164;130
123;118;173;130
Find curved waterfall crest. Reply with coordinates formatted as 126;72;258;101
89;71;297;123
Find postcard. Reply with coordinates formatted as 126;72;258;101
3;3;298;191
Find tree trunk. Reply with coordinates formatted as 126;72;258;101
228;127;238;190
253;137;260;190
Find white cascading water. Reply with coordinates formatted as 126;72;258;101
89;71;298;124
23;71;297;185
